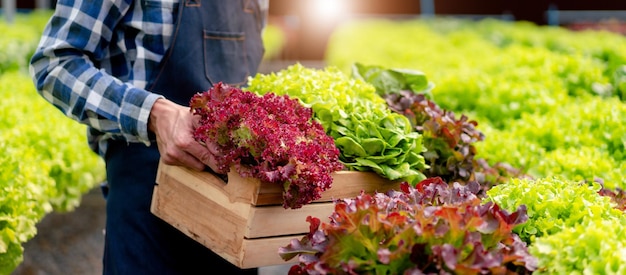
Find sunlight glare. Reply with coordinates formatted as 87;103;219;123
311;0;346;20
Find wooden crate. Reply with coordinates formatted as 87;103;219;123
150;160;400;268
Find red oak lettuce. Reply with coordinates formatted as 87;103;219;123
190;82;344;209
279;178;537;274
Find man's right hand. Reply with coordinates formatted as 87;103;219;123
148;98;223;173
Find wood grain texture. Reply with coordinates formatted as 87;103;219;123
151;160;401;268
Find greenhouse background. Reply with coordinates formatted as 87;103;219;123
2;0;626;274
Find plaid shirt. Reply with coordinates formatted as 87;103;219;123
29;0;179;157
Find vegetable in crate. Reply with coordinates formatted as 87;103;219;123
190;82;344;209
279;178;537;275
246;64;428;184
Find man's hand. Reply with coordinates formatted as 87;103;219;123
148;98;222;172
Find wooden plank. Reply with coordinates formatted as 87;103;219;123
157;161;260;207
226;168;280;205
158;161;402;206
239;235;302;268
323;171;402;201
245;203;334;238
151;174;249;264
254;170;403;204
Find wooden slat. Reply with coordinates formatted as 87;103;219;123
239;236;301;268
245;203;334;238
158;161;402;206
151;174;249;263
157;160;261;204
323;171;402;200
156;162;252;218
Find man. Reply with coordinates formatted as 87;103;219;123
30;0;266;273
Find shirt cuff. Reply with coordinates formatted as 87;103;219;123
119;87;164;146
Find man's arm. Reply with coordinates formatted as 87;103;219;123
29;0;161;147
29;0;218;171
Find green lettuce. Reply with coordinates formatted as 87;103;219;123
246;63;428;183
530;217;626;274
485;177;622;244
0;72;105;274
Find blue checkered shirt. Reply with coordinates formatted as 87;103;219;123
29;0;179;157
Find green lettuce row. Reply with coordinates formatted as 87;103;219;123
508;96;626;155
417;18;626;96
475;95;626;189
465;19;626;100
486;177;626;273
246;64;428;183
325;18;621;125
485;177;623;244
0;72;105;274
325;17;626;190
530;217;626;275
0;143;54;275
0;10;52;74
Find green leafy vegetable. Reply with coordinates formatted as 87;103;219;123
0;72;105;274
279;178;537;274
246;64;428;183
351;62;434;98
485;177;623;244
530;217;626;275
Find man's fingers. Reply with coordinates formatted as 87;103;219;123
161;151;205;171
204;140;220;156
191;115;201;129
186;141;222;173
149;98;222;172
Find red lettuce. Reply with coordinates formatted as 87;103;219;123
385;91;535;199
279;178;537;274
190;82;344;209
356;63;528;193
596;178;626;211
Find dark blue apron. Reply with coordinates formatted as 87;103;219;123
103;1;265;274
